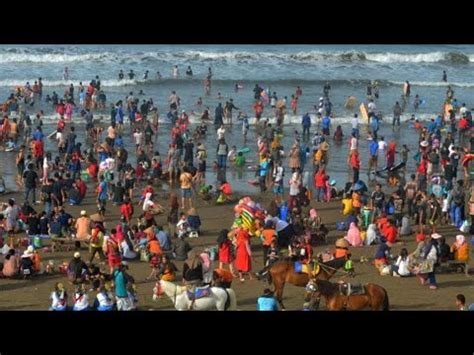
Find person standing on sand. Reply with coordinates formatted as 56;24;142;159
179;166;194;211
232;226;252;282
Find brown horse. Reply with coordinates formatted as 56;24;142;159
267;257;347;310
304;279;389;311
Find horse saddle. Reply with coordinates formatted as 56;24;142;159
186;286;212;301
338;283;365;296
294;261;320;277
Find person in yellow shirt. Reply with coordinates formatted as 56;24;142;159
342;194;353;216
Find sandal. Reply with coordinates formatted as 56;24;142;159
240;278;245;283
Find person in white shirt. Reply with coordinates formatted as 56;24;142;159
72;286;90;311
172;65;179;78
133;129;144;152
392;248;411;277
368;100;376;115
228;145;237;163
349;133;358;151
217;125;226;141
460;103;467;116
50;282;68;311
96;286;115;311
351;113;360;138
378;136;387;158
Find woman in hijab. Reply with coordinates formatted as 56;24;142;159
200;250;214;285
345;222;362;247
182;250;203;286
233;227;252;282
386;142;397;169
365;224;378;246
451;234;469;263
288;144;301;172
50;282;68;311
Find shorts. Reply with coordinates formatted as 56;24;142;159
272;184;283;194
124;179;135;190
181;188;192;198
168;164;176;174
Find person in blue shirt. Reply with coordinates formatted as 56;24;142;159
115;135;124;148
257;288;279;311
113;262;134;311
434;115;443;128
32;126;44;142
258;158;270;193
369;138;379;175
322;115;331;136
427;118;437;135
155;225;171;251
302;112;311;138
370;115;380;140
97;175;108;210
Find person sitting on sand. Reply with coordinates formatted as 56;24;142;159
50;282;68;311
451;234;470;263
217;180;233;204
72;284;90;311
68;252;88;284
187;208;201;235
156;255;178;281
94;283;115;311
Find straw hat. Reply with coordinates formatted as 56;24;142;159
320;142;329;151
80;210;87;216
335;238;349;248
74;252;81;258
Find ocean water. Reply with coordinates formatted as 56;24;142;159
0;44;472;192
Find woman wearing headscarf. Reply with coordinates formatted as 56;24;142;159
288;144;301;172
345;222;362;247
365;224;378;246
451;234;469;263
416;233;440;290
200;250;214;285
233;227;252;282
182;250;203;286
217;229;235;275
288;171;301;210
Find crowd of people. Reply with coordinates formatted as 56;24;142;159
0;65;473;311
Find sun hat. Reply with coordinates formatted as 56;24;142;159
74;252;81;258
80;210;87;216
431;233;442;240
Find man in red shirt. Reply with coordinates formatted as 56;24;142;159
314;169;327;202
350;150;360;183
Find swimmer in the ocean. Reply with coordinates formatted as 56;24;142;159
196;97;203;107
143;70;149;80
156;71;162;79
186;66;193;76
173;65;179;78
128;70;135;80
138;90;145;96
118;70;124;80
63;67;69;81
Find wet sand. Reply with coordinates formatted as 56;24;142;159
0;182;472;311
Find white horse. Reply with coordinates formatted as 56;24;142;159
152;280;237;311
